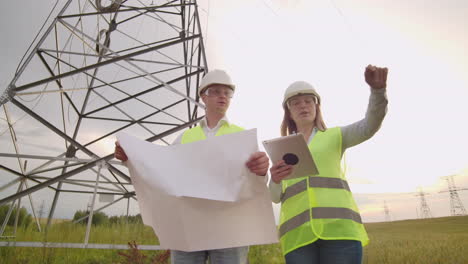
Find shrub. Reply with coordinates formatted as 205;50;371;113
109;214;143;225
72;210;109;226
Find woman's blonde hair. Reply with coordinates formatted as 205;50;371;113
280;100;327;136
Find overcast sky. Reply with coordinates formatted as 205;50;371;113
1;0;468;223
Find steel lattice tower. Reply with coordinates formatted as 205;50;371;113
383;200;391;222
0;0;208;248
415;187;432;219
440;175;467;216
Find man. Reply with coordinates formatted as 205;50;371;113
115;69;270;264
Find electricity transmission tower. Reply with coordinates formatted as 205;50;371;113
415;187;432;219
0;0;207;248
440;175;468;216
383;200;391;222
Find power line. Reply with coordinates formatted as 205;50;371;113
15;0;61;75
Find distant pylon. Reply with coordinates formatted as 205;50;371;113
383;200;391;222
440;175;467;216
415;187;432;219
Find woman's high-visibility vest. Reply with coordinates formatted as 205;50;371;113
279;127;369;256
181;122;244;144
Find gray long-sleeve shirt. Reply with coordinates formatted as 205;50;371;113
268;88;388;203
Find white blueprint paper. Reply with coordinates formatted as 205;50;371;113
116;129;278;251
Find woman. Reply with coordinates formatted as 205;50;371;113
269;65;388;264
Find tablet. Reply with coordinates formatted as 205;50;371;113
262;133;319;179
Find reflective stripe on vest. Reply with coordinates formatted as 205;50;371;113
281;177;351;203
279;207;363;237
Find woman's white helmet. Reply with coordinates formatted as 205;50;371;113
283;81;321;107
198;69;236;96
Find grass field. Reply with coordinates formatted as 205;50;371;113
362;216;468;264
1;216;467;263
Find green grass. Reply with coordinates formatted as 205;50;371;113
1;216;467;263
363;216;468;264
3;221;159;244
0;221;160;264
249;243;284;264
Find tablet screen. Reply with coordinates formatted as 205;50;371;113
263;133;319;179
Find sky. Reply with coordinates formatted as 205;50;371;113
1;0;468;223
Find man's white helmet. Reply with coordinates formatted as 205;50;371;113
198;69;236;96
283;81;321;107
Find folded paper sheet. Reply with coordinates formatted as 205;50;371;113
117;129;278;251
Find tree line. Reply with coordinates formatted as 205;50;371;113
0;204;142;227
0;204;32;227
73;210;143;225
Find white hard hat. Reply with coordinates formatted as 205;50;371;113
283;81;321;106
198;69;236;96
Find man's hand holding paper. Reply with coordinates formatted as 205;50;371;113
115;129;278;251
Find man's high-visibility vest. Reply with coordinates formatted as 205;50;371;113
279;127;369;256
181;122;244;144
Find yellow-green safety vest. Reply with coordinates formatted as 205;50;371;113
181;122;244;144
279;127;369;256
